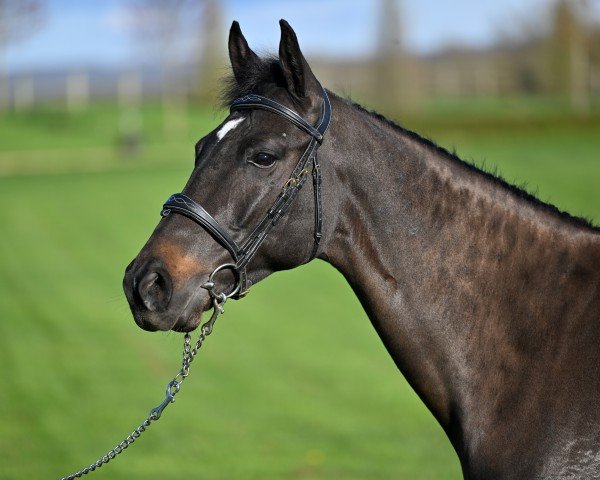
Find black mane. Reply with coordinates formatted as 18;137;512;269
220;59;598;232
346;100;599;232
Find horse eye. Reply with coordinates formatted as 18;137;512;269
250;152;276;168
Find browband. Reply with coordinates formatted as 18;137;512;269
161;193;241;262
230;93;330;142
162;86;331;299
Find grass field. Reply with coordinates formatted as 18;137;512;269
0;99;599;479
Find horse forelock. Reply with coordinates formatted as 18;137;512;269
220;55;287;109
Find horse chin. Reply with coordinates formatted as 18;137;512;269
171;290;214;332
128;286;212;333
172;317;200;332
131;310;178;332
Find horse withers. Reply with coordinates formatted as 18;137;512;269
123;20;600;479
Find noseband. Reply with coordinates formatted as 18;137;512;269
161;87;332;300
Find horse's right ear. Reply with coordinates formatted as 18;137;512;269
228;21;260;84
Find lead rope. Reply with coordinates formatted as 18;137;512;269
59;291;227;480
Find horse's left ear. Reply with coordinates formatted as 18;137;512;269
229;21;260;85
278;19;321;104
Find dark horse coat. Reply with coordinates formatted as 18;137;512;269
124;20;600;479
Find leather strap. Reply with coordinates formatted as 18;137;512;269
162;194;242;262
232;95;324;142
310;153;322;259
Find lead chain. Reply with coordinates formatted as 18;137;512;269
59;296;226;480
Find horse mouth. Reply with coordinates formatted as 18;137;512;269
171;291;214;332
126;281;214;333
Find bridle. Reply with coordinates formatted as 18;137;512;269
161;86;332;301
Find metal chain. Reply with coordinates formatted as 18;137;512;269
59;295;226;480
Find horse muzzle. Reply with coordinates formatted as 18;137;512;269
123;258;212;332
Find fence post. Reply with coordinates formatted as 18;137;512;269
14;75;34;111
118;70;143;157
66;71;89;112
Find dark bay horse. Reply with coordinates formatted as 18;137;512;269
123;20;600;479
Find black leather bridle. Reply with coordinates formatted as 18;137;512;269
161;86;332;300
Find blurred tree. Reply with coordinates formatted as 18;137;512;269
377;0;403;60
549;0;591;113
590;22;600;94
195;0;225;105
493;6;547;96
128;0;203;137
374;0;419;112
0;0;44;114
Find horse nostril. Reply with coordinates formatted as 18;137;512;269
136;267;172;312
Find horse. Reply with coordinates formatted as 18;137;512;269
123;20;600;479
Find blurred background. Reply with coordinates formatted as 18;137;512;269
1;1;599;479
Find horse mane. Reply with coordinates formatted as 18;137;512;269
346;100;599;232
220;58;599;232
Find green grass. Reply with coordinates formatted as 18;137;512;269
0;103;220;175
0;169;459;479
0;99;599;479
0;102;221;151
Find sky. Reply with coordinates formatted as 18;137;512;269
5;0;600;73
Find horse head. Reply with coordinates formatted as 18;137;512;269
123;20;332;332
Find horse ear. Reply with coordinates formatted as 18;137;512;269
278;19;321;102
228;21;260;84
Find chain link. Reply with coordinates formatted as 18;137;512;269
59;296;226;480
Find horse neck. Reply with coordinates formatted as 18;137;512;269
319;96;600;454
